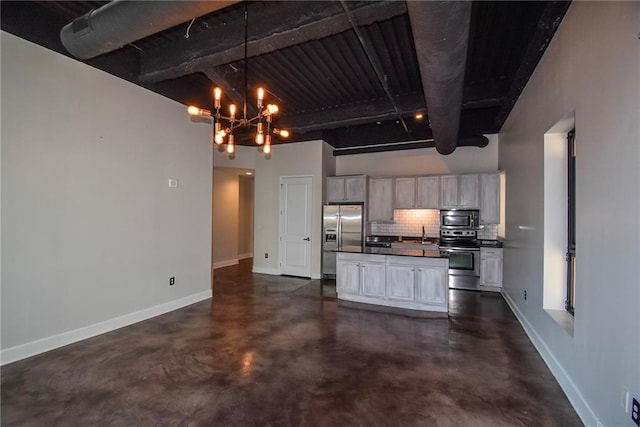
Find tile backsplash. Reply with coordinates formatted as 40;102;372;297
371;209;499;240
477;224;498;240
371;209;440;237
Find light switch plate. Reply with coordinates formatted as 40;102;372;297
168;178;178;188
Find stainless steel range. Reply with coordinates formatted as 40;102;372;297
439;212;481;291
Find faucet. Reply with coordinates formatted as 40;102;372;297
422;226;426;243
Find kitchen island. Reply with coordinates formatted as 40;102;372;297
336;247;449;315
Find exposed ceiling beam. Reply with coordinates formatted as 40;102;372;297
280;93;425;133
332;135;489;156
495;1;571;128
139;1;407;83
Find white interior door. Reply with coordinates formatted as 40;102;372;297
279;176;313;277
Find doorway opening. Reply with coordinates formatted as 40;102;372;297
212;167;255;271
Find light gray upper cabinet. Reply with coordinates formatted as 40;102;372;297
394;177;416;209
395;176;440;209
459;174;479;208
440;175;459;208
368;178;394;222
416;176;440;208
440;174;479;209
479;173;500;224
326;175;366;203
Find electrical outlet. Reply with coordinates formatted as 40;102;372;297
265;253;269;259
169;277;175;286
524;290;527;300
632;397;639;426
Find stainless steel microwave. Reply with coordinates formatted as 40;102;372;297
440;209;479;230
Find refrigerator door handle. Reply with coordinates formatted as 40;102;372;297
337;215;342;250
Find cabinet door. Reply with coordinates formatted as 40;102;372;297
344;176;366;202
386;264;415;301
368;178;394;222
416;267;447;305
440;175;458;208
337;260;360;295
361;262;386;297
479;173;500;224
394;177;416;209
480;249;503;287
416;176;440;208
459;174;479;208
326;177;345;203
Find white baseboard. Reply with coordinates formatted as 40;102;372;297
238;253;253;260
213;259;239;269
252;266;280;275
1;289;212;366
501;290;600;427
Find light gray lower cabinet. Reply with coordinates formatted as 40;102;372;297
336;259;360;295
386;264;415;301
416;267;447;305
337;253;449;312
480;247;503;289
361;261;386;297
368;177;394;222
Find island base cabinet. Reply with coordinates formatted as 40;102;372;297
336;253;449;313
337;260;360;295
386;265;415;301
416;268;447;305
361;262;386;297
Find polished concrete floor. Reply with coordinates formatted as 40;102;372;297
2;259;582;426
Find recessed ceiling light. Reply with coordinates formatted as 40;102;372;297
245;171;253;176
414;113;424;120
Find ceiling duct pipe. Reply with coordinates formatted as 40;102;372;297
60;0;240;60
407;1;471;155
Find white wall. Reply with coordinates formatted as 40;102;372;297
498;3;639;426
1;33;213;362
253;140;330;278
212;168;239;268
336;134;498;176
238;175;254;258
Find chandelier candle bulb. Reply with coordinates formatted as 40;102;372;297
229;104;236;120
256;122;264;145
227;134;235;154
257;87;264;108
214;87;221;109
214;123;223;144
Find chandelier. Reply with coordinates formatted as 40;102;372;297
187;3;289;157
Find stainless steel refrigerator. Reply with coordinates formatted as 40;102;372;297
322;204;363;278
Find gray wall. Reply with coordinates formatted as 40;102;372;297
1;32;213;360
498;3;639;425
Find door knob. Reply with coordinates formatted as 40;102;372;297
303;237;310;241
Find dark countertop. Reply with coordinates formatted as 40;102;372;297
336;246;447;259
479;239;504;248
